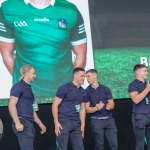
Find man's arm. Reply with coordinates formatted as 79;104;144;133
8;96;24;131
130;82;150;104
80;102;86;138
72;42;87;68
85;102;97;113
0;41;15;75
34;112;46;134
52;96;63;136
85;101;104;113
106;99;115;110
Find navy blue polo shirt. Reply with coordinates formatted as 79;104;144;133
85;83;113;118
128;79;150;113
10;80;34;121
56;82;85;121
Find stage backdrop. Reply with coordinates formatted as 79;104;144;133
89;0;150;99
0;0;150;106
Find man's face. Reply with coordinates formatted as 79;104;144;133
86;72;96;85
28;68;36;82
136;67;148;80
75;71;85;85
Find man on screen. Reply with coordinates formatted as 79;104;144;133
0;0;87;101
85;69;118;150
128;64;150;150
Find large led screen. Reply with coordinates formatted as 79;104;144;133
0;0;94;106
1;0;150;107
89;0;150;99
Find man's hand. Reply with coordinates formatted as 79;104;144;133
146;81;150;91
97;101;104;111
39;123;46;134
55;122;63;136
80;124;85;138
106;103;112;110
106;99;115;110
15;122;24;132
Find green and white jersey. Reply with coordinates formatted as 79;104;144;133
0;0;87;102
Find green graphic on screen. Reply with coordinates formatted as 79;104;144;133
0;0;88;106
94;47;150;99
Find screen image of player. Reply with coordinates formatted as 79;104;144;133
0;0;94;106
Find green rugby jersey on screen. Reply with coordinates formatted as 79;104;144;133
0;0;87;102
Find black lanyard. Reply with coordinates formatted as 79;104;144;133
73;87;81;105
94;88;100;104
90;87;100;104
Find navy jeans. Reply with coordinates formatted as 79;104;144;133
12;118;35;150
56;118;84;150
91;117;118;150
132;113;150;150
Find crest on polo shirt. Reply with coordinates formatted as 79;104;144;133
58;19;67;29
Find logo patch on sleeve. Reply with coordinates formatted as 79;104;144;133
58;19;67;29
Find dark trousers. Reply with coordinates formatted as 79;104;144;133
132;113;150;150
56;118;84;150
91;117;118;150
12;118;35;150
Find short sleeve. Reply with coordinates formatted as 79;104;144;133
70;9;87;45
85;88;90;103
0;6;15;42
10;84;23;98
55;85;66;100
106;87;113;100
128;82;138;93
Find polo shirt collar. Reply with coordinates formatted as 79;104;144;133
135;79;146;83
51;0;55;6
89;82;100;89
71;81;81;88
21;80;31;87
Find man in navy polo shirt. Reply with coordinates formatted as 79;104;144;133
52;67;86;150
85;69;118;150
8;64;46;150
128;64;150;150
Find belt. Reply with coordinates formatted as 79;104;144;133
91;116;109;120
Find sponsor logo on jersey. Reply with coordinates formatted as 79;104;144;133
14;21;28;27
34;18;49;22
58;19;67;29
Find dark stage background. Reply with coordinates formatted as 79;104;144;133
0;99;139;150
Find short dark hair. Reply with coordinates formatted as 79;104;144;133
133;64;146;72
73;67;85;74
86;69;97;74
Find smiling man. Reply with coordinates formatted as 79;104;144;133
128;64;150;150
0;0;87;101
85;69;118;150
8;64;46;150
52;67;86;150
